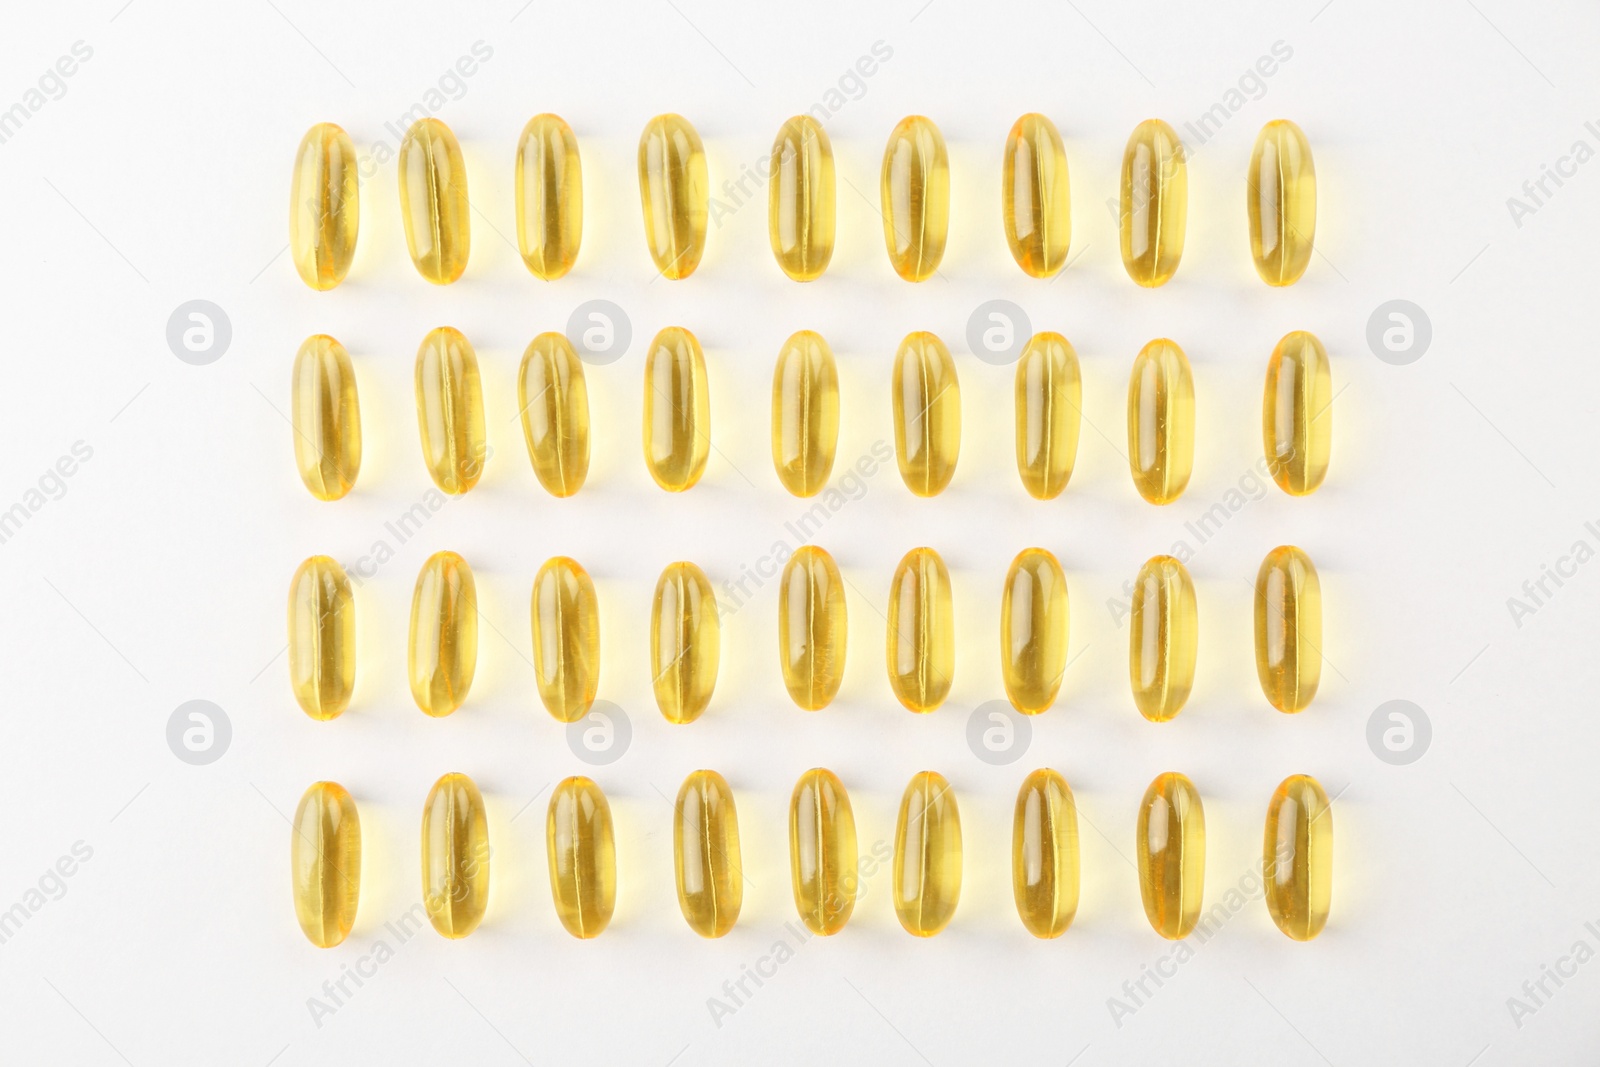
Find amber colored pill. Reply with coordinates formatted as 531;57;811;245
287;555;355;721
778;545;847;711
408;551;477;717
289;123;358;291
893;771;961;937
519;332;590;497
1248;120;1316;287
1127;338;1194;505
1002;113;1071;278
515;113;583;280
1120;119;1187;287
769;116;835;281
638;114;708;279
1014;332;1080;500
771;330;839;497
881;116;949;282
398;118;470;284
790;768;858;936
290;781;361;947
546;776;616;939
1137;772;1205;939
887;547;954;713
291;334;361;501
1264;774;1333;941
652;561;719;724
1263;330;1332;496
414;326;486;495
675;770;742;937
1012;769;1078;939
893;331;961;497
1254;546;1322;713
531;557;599;724
1001;548;1068;715
421;772;490;939
643;326;710;492
1129;555;1198;723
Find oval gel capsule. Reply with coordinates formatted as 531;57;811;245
1014;332;1081;500
643;326;710;492
1263;330;1332;496
887;547;954;713
546;776;615;939
415;327;486;495
1013;769;1078;939
1127;338;1194;505
1129;555;1198;723
1255;546;1322;713
288;555;355;721
291;334;362;501
893;331;961;497
638;114;708;279
790;768;857;935
516;113;582;280
1137;772;1205;940
652;562;719;724
421;772;490;939
1120;119;1187;287
1002;114;1071;278
893;771;961;937
1264;774;1333;941
531;557;599;724
769;116;835;281
289;123;358;291
398;118;470;284
771;330;839;497
881;116;949;281
778;546;846;711
519;332;590;497
675;770;741;937
1001;548;1068;715
291;781;361;947
1248;120;1316;286
408;551;477;717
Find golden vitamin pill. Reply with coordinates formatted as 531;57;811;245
1002;113;1071;278
291;781;360;947
289;123;358;291
652;561;719;724
408;551;477;717
531;556;599;724
1013;768;1078;939
1129;555;1197;723
291;334;362;501
893;771;961;937
1127;338;1194;505
1263;330;1332;496
880;116;949;282
546;776;615;939
1001;548;1068;715
790;768;857;935
771;330;839;497
1137;772;1205;939
1120;119;1187;287
638;114;708;280
287;555;355;721
1264;774;1333;941
1255;546;1322;713
515;113;582;280
778;546;846;711
398;118;470;285
519;332;590;497
887;547;954;713
893;331;960;497
675;770;741;937
415;326;486;495
769;116;835;281
1014;332;1080;500
421;772;490;939
1248;119;1316;286
643;326;710;492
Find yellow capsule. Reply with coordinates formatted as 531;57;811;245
518;332;590;497
643;326;710;492
1127;338;1194;505
398;118;470;285
771;330;839;497
421;772;490;939
1120;119;1187;287
1001;548;1068;715
892;331;961;497
886;547;954;713
287;556;355;721
880;116;949;282
289;123;358;291
1263;330;1332;496
638;114;708;280
515;113;582;280
1137;772;1205;940
546;776;615;939
652;562;719;724
1002;114;1071;278
790;768;857;935
1264;774;1333;941
1014;332;1081;500
1254;546;1322;714
1012;769;1078;939
414;326;486;495
893;771;961;937
290;781;361;948
769;116;835;281
531;557;599;724
1129;555;1198;723
778;546;847;711
674;770;741;937
408;551;477;717
1248;120;1317;287
291;334;361;501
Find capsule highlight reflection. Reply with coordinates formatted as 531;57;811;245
894;771;961;937
532;557;599;724
415;327;486;495
887;548;954;713
893;331;960;497
1127;338;1194;505
1002;114;1071;278
769;116;835;281
881;116;949;281
778;546;847;711
546;776;615;939
289;123;358;291
638;114;708;279
1120;119;1187;287
1129;556;1198;723
675;770;741;937
519;332;590;497
291;334;362;501
1255;546;1322;713
421;772;490;939
408;551;477;717
1264;774;1333;941
643;326;710;492
1014;332;1080;500
291;781;361;947
1248;120;1316;286
790;768;857;935
398;118;470;284
288;556;355;721
1263;331;1332;496
515;113;582;280
1013;769;1078;939
1001;548;1068;715
652;562;719;724
771;330;839;497
1137;772;1205;939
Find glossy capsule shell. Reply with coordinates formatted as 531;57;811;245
1264;774;1333;941
287;556;355;721
414;327;486;495
771;330;839;497
893;332;961;497
1127;339;1195;505
778;546;847;711
880;116;949;281
291;781;360;947
289;123;358;290
519;332;590;497
675;770;741;937
546;776;615;939
1137;772;1205;939
1248;120;1316;286
1013;769;1078;939
408;551;477;717
769;116;835;281
515;113;582;280
291;335;362;501
1002;114;1071;278
1014;332;1081;500
643;326;709;492
1255;546;1322;713
531;557;599;724
1263;331;1332;496
638;114;707;279
1001;548;1068;715
886;548;954;713
893;771;961;937
1129;556;1198;723
1120;119;1187;287
790;768;857;935
398;118;470;284
421;772;490;939
652;562;719;724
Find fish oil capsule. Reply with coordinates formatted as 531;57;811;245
515;113;582;280
291;335;362;501
531;557;599;724
1013;769;1078;939
1263;331;1332;496
1255;546;1322;713
518;332;590;497
771;330;839;497
652;562;719;724
643;326;710;492
290;781;360;947
289;123;358;291
638;114;708;279
408;551;477;717
893;331;961;497
398;118;470;284
546;776;615;939
1014;332;1081;500
1002;114;1071;278
1264;774;1333;941
769;116;835;281
1001;548;1068;715
1127;339;1194;505
287;556;355;721
1120;119;1187;287
790;768;858;935
886;547;954;713
421;772;490;939
1137;772;1205;939
778;546;846;711
675;770;742;937
414;326;486;495
880;116;949;282
1129;555;1198;723
893;771;961;937
1248;120;1316;286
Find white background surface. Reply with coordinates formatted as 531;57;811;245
0;0;1595;1063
